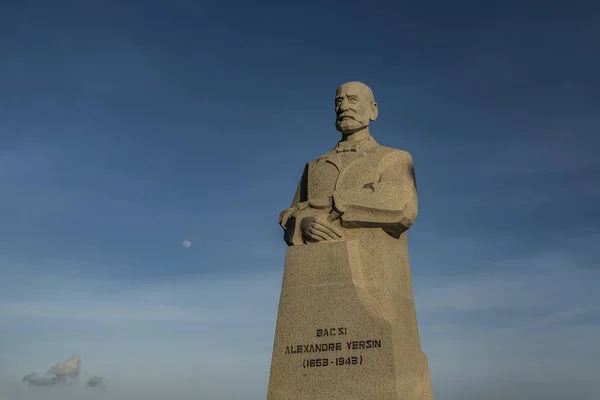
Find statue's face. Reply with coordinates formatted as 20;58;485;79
334;82;377;135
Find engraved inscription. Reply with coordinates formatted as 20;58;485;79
346;340;381;350
302;356;364;369
316;327;347;337
284;342;342;354
283;327;381;368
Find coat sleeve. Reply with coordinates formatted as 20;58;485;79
332;150;418;233
279;164;309;246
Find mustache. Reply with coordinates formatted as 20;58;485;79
337;114;356;121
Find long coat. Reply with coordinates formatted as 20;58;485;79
279;136;420;310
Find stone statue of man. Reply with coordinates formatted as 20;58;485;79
279;81;417;248
271;81;432;399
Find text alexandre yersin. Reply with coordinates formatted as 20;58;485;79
284;327;382;355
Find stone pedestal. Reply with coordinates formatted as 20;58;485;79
267;240;432;400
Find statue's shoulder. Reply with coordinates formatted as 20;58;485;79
305;142;414;165
308;148;336;164
374;145;414;164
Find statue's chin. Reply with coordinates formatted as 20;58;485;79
336;122;366;135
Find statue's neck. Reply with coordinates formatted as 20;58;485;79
341;127;370;142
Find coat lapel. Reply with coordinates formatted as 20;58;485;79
336;139;380;184
319;150;343;172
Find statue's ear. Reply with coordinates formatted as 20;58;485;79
370;102;379;121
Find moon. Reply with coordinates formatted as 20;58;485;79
182;240;191;248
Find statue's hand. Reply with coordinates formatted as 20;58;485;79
300;214;343;243
278;207;295;228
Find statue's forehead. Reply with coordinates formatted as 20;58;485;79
336;83;368;97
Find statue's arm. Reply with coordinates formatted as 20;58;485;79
279;164;309;245
332;150;418;233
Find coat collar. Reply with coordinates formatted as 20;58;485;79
316;136;380;171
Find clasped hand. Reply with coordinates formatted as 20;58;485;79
300;214;343;243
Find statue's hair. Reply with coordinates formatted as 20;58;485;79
337;81;375;103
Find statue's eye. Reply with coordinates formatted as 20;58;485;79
348;97;358;103
335;98;342;106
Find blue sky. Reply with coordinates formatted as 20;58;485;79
1;0;599;399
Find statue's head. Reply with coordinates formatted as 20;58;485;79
334;81;378;135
